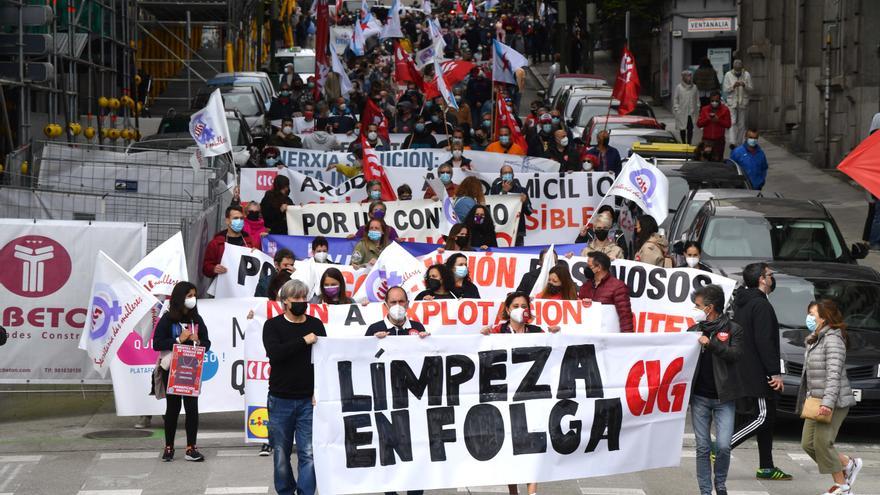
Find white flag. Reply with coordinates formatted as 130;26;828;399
422;0;432;15
353;242;426;303
128;232;188;297
433;59;459;110
428;17;446;54
78;251;160;377
605;153;670;223
529;244;555;297
330;43;354;96
189;88;232;157
380;0;403;39
350;18;366;56
492;39;528;85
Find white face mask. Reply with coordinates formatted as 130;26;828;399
509;307;527;324
367;131;378;141
282;126;293;135
184;297;197;309
314;251;328;263
452;150;462;159
690;307;707;323
388;303;407;321
559;137;569;147
685;257;700;268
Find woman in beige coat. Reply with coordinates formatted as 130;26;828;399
673;70;700;145
634;214;669;267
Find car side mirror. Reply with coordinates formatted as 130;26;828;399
672;241;684;256
537;90;545;98
851;242;869;260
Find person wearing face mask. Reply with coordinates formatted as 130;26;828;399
722;59;753;148
547;128;581;172
674;70;700;145
311;236;333;264
394;101;417;134
578;251;633;332
440;127;471;151
367;283;430;341
269;117;304;148
580;213;624;260
697;91;732;162
242;201;268;245
427;108;455;136
310;268;354;304
470;128;490;151
415;264;457;301
729;262;791;482
799;299;861;495
260;175;294;235
442;223;473;251
634;214;670;267
262;279;325;495
730;128;769;190
464;204;497;250
362;180;386;203
526;113;555;156
396;184;413;201
262;147;282;168
523;100;544;130
466;67;492;126
202;205;258;278
330;97;352;117
279;62;298;88
255;249;295;297
350;123;389;152
441;142;472;170
269;83;297;120
536;265;579;300
153;281;211;462
444;253;481;298
293;105;317;135
351;218;390;269
677;241;711;271
402;116;438;149
686;284;745;495
424;163;459;199
583;130;622;176
351;201;399;241
486;126;526;155
489;166;532;246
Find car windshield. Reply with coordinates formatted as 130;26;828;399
576;105;611;126
770;277;880;331
701;217;844;261
293;56;315;74
222;93;260;116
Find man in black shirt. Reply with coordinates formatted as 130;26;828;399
262;279;326;495
365;286;428;339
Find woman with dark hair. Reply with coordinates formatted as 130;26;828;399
152;281;211;462
464;204;498;250
260;174;294;235
351;201;399;241
634;214;668;266
445;253;480;298
452;176;486;223
310;267;355;304
351;218;390;269
443;223;473;251
677;241;712;272
799;299;861;495
267;270;292;301
415;264;456;301
536;265;578;300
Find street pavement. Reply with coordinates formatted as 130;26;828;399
1;61;879;495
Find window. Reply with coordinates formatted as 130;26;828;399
701;217;844;261
293;56;315;74
770;278;880;332
701;217;773;258
222;94;260;116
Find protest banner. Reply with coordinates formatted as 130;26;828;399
351;242;426;302
166;344;206;397
285;197;522;245
244;315;270;443
214;243;277;298
312;333;700;494
78;251;160;376
0;219;146;383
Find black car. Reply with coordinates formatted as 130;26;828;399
656;161;753;232
757;262;880;421
679;197;868;276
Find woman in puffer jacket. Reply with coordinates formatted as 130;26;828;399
798;299;861;495
634;214;670;267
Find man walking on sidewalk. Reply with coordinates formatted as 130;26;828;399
730;262;792;481
723;59;753;148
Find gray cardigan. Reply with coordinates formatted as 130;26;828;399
796;327;856;413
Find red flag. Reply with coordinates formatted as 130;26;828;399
393;40;425;91
314;0;331;101
424;60;475;99
838;130;880;198
611;46;640;115
360;98;390;142
454;0;463;15
361;135;397;201
494;90;527;150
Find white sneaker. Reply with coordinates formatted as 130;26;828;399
824;484;851;495
845;457;862;488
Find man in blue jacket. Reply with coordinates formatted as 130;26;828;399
730;128;769;189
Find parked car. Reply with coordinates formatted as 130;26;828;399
206;72;277;111
582;115;665;146
192;86;268;137
569;98;656;140
745;262;880;422
680;198;868;276
133;110;260;166
607;128;678;158
654;161;754;231
667;188;774;246
155;109;261;147
552;87;612;119
539;73;608;105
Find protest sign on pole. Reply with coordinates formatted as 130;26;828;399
312;333;700;494
213;243;276;298
601;153;669;223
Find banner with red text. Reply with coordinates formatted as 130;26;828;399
313;333;700;493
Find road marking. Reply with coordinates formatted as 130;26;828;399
0;455;41;463
198;431;242;439
788;453;812;461
205;488;269;494
457;487;510;493
99;452;157;460
581;489;646;495
216;449;255;457
0;464;23;491
77;491;143;495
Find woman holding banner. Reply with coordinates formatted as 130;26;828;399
351;218;390;269
152;281;211;462
442;224;473;252
464;205;499;250
415;264;457;301
535;265;579;300
445;253;481;299
310;268;355;305
350;201;399;242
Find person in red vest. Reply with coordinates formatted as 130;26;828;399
577;251;634;332
697;91;732;162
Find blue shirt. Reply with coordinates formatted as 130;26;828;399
730;143;768;189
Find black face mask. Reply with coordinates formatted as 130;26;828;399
289;301;307;316
426;278;442;291
456;235;469;245
594;229;609;241
547;284;562;294
247;211;260;221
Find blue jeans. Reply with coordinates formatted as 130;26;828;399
691;394;735;495
268;395;316;495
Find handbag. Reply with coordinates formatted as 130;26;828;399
801;396;832;424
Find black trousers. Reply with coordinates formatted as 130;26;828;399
164;394;199;447
680;116;694;145
731;396;777;469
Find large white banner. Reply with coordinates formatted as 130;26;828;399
313;333;701;494
285;197;523;245
0;220;146;383
214;243;277;298
242;169;612;246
